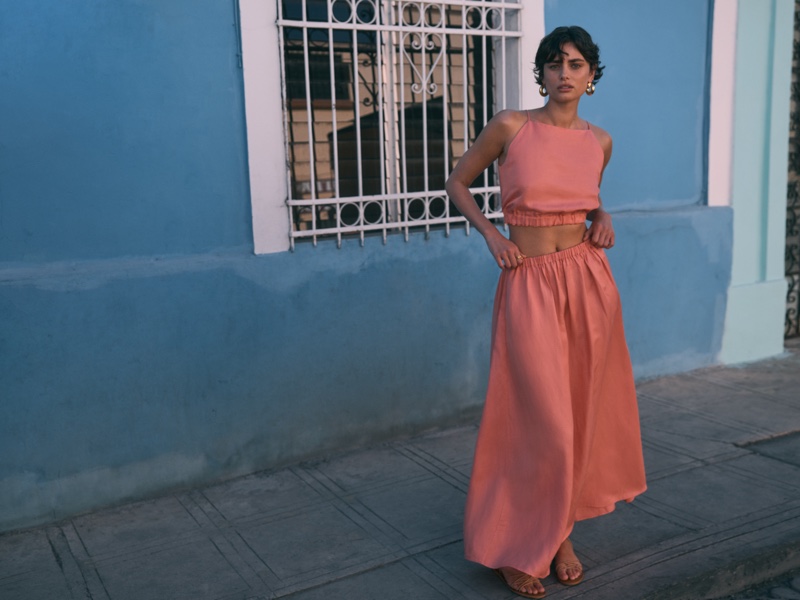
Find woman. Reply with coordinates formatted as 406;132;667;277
445;26;647;599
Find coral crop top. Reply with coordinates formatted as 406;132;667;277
499;112;604;226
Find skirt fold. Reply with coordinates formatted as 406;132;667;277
463;241;646;578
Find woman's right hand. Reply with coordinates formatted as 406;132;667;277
485;229;526;269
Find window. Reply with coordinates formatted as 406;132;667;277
278;0;523;247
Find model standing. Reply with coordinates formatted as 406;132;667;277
445;26;647;599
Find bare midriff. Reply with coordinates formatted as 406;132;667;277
509;223;588;258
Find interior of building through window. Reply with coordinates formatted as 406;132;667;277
280;0;511;239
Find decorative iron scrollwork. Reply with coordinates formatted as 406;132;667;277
279;0;520;246
403;32;444;96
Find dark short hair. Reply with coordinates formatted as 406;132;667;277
533;26;604;86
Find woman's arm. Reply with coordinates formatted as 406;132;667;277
446;110;527;269
584;127;615;248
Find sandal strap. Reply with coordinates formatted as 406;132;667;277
508;572;541;589
555;561;583;573
495;569;544;597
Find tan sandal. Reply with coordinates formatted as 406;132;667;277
553;560;584;586
493;568;546;599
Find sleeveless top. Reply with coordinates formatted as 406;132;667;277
499;112;604;227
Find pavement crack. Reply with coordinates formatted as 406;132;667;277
46;526;96;600
46;531;65;573
736;428;800;448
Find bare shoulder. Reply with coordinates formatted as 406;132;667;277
588;122;613;164
468;109;529;161
588;122;612;151
486;109;528;138
448;109;528;180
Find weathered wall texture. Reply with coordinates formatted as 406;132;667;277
2;0;771;531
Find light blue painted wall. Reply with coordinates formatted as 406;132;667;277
1;210;731;530
0;0;250;261
539;0;737;355
1;234;498;529
612;208;731;376
544;0;712;210
0;0;733;530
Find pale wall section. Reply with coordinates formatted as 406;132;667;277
241;0;291;254
719;0;792;363
519;0;547;111
708;1;738;207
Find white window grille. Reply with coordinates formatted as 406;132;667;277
277;0;522;247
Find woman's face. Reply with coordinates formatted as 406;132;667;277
542;42;595;100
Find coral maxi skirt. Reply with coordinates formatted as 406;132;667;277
464;241;647;579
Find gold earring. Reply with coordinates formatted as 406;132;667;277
539;85;548;97
586;82;596;96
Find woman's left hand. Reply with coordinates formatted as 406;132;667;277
584;210;615;248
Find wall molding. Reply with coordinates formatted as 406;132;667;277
708;0;738;207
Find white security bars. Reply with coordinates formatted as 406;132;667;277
277;0;522;247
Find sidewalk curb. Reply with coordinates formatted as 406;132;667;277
547;500;800;599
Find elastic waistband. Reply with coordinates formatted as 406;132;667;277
521;240;599;267
503;210;589;227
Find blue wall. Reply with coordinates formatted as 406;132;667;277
0;0;732;531
1;234;499;529
0;212;731;530
0;0;250;261
545;0;713;209
542;0;730;369
612;208;732;375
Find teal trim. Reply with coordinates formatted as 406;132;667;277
720;0;792;363
766;0;794;282
702;0;715;204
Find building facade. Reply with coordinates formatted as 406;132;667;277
0;0;791;531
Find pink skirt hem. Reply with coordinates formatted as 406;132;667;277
463;241;647;579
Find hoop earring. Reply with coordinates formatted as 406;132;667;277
539;85;548;97
585;82;596;96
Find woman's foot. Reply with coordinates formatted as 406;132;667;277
553;538;584;586
493;567;546;598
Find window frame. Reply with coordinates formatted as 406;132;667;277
239;0;544;254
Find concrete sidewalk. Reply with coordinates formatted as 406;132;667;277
3;339;800;600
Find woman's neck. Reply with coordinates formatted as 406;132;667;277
540;102;582;129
